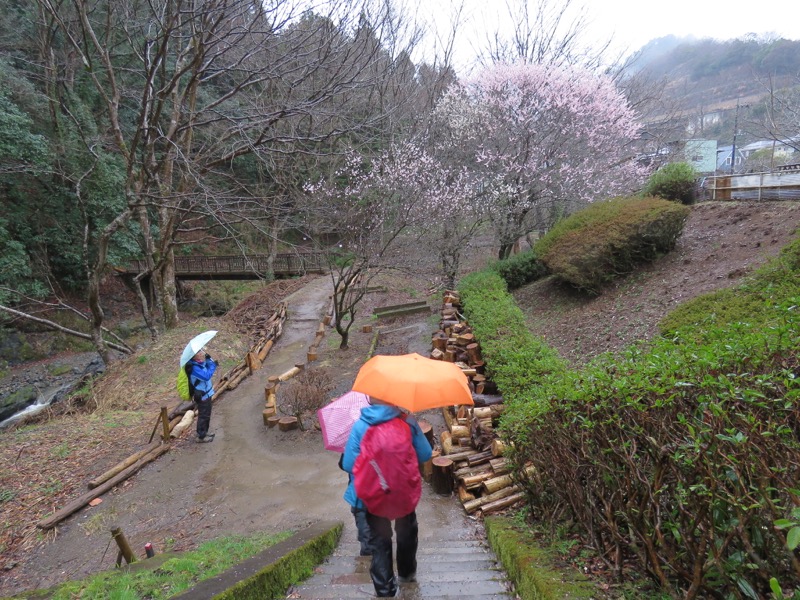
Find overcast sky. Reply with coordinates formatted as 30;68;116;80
414;0;800;73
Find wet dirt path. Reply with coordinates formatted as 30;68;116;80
12;276;498;598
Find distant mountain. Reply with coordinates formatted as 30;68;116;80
626;36;800;145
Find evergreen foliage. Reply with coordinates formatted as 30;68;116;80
534;196;690;294
642;161;698;204
490;251;549;290
459;208;800;597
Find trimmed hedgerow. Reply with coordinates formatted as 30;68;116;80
535;196;690;294
460;230;800;597
490;250;549;290
506;305;800;598
458;271;567;441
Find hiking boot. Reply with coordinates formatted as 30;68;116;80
397;572;416;584
196;433;215;443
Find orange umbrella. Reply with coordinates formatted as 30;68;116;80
352;353;473;412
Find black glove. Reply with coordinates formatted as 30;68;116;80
205;353;213;362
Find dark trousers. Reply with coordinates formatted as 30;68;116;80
366;510;418;597
352;506;372;555
195;397;212;438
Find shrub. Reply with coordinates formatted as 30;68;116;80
642;161;698;204
535;197;689;294
490;251;549;290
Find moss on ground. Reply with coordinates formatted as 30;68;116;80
485;516;597;600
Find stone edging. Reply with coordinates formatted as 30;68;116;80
170;520;343;599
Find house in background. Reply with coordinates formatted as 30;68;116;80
683;139;717;173
716;145;745;172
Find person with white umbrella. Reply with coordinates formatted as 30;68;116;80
181;331;218;443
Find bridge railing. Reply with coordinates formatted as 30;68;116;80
121;253;328;278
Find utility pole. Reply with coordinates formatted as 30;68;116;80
730;99;740;175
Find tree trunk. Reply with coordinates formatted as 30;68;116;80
431;457;454;495
159;248;179;329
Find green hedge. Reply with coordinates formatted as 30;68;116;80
490;251;549;290
535;196;689;294
460;221;800;597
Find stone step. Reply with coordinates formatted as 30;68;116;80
291;537;515;599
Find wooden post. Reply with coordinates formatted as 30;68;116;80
160;407;170;442
278;416;299;431
418;419;434;449
307;347;317;362
431;456;454;495
111;526;137;565
266;415;281;428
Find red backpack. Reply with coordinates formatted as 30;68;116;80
353;417;421;520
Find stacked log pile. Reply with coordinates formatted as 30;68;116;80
428;290;527;517
429;291;497;396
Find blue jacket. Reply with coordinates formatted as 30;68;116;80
342;404;433;509
189;357;217;401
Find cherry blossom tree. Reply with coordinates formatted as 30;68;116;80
432;62;647;259
303;140;480;346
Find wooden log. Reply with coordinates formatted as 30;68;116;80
419;419;434;448
170;410;195;438
430;348;445;361
88;441;161;489
450;425;470;442
440;430;453;455
431;457;454;495
266;415;281;428
262;408;276;425
257;339;274;362
490;458;510;476
463;484;522;514
111;527;137;565
307;348;317;362
467;450;494;467
481;492;526;515
431;332;448;352
454;462;493;479
442;448;479;462
362;324;373;333
457;484;475;504
225;367;248;390
168;401;195;420
472;407;492;420
455;333;474;347
246;351;262;373
460;470;495;490
491;439;507;457
278;363;305;382
465;342;482;364
441;406;456;432
482;474;514;495
421;458;433;482
37;444;170;530
278;416;299;431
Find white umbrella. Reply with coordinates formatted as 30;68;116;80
180;330;217;366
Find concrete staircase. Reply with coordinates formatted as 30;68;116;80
288;487;516;599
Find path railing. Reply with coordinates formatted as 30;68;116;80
118;253;328;280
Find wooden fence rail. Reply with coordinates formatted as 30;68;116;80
118;253;327;280
706;171;800;201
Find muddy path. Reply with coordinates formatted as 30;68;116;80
5;276;450;594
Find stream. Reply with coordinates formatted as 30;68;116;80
0;353;105;429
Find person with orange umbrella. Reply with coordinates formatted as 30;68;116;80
342;353;473;597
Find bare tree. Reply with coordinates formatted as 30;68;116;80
32;0;429;360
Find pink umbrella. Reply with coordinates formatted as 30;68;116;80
317;391;370;452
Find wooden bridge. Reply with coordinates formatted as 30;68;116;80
117;253;328;281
